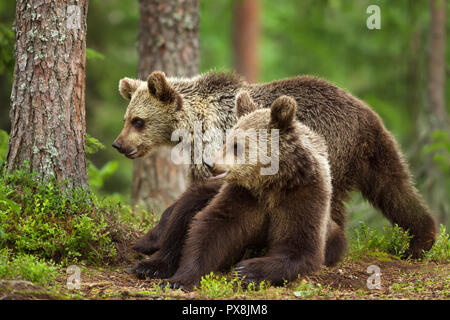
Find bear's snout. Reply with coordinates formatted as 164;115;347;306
112;140;124;153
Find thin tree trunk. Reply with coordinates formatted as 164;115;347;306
132;0;199;213
407;0;421;128
428;0;447;124
7;0;89;189
425;0;448;226
233;0;260;83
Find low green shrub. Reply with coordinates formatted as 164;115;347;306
197;272;270;299
292;280;325;298
422;225;450;263
0;167;115;264
0;248;57;286
198;272;238;298
350;222;412;258
0;162;149;265
0;131;148;266
350;221;449;262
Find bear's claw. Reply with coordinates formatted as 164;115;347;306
131;260;167;279
234;265;257;285
160;281;187;291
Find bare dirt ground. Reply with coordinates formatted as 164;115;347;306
2;254;448;300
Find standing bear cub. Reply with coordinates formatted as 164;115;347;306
165;93;346;290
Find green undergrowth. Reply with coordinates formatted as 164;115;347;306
350;222;412;259
0;163;151;266
349;221;450;263
0;131;155;288
0;248;57;286
0;163;155;287
196;272;272;299
422;225;450;263
192;273;329;299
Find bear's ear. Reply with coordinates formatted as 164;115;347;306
119;77;140;100
235;91;258;118
270;96;297;129
147;71;178;104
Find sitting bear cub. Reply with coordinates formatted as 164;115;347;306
165;93;346;290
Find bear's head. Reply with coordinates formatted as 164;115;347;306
212;92;297;190
113;71;183;158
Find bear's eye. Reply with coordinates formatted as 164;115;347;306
131;117;145;129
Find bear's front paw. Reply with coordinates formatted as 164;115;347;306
131;259;170;280
404;235;436;259
233;261;266;285
160;279;193;292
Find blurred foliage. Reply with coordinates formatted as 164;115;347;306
85;133;119;193
0;0;448;229
0;23;14;76
0;129;8;161
86;48;105;61
422;130;450;175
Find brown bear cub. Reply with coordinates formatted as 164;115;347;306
164;94;345;290
116;71;436;260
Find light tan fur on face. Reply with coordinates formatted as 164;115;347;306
213;109;272;189
215;95;331;204
114;71;245;181
115;76;181;158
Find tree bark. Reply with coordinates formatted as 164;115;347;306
428;0;447;124
133;0;199;213
7;0;89;189
424;0;448;226
233;0;260;83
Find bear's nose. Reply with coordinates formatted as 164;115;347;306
112;141;123;153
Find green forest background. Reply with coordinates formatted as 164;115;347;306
0;0;449;230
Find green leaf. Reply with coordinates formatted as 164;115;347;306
86;48;105;60
85;133;105;155
0;129;9;161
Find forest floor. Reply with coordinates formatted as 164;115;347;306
1;252;449;300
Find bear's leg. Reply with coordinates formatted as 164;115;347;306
324;219;347;267
358;130;437;258
330;190;349;229
132;203;174;255
166;184;266;290
234;243;325;286
234;200;328;285
132;180;223;279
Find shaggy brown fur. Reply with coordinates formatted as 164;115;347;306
132;95;347;283
116;71;436;259
132;179;223;278
164;95;341;289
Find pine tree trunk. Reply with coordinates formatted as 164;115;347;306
233;0;260;83
7;0;89;190
428;0;447;124
424;0;448;226
132;0;199;213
